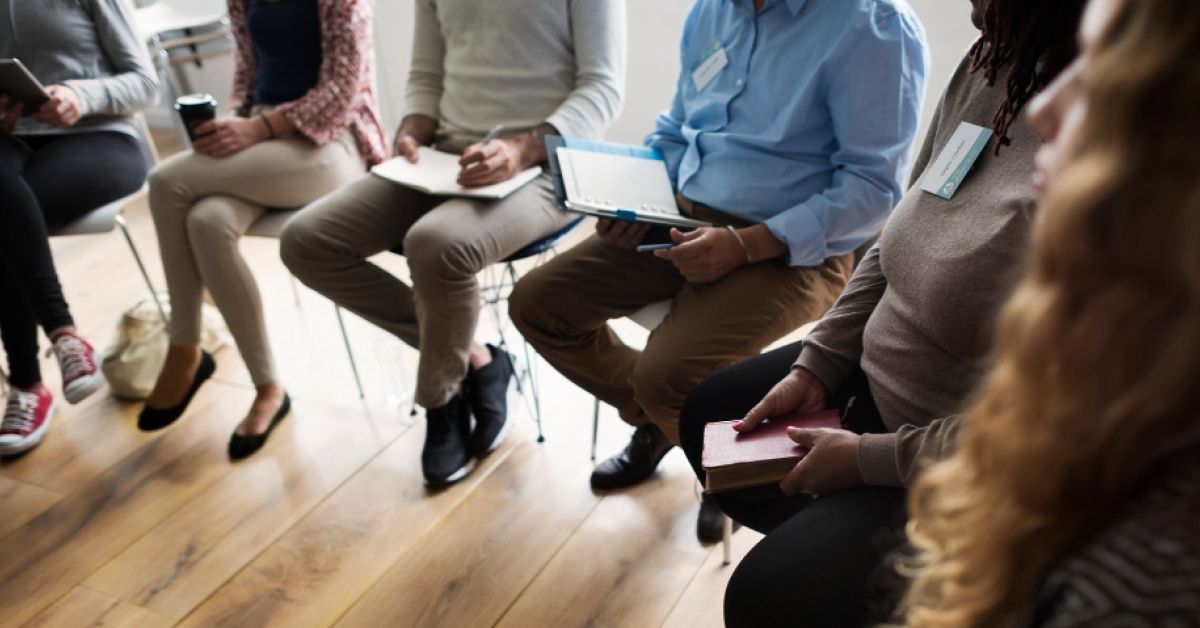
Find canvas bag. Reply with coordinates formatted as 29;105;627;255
101;296;228;400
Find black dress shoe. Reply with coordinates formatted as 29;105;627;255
697;494;741;544
466;344;514;457
423;394;475;486
590;423;675;490
138;351;216;431
228;393;292;460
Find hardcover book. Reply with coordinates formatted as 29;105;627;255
702;409;843;493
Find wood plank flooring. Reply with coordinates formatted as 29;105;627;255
0;136;763;626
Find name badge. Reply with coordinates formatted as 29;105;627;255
920;122;993;200
691;42;729;92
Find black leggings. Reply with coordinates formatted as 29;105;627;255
679;341;908;627
0;132;146;387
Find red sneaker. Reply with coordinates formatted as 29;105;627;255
51;331;104;404
0;386;55;456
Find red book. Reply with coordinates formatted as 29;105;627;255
701;409;843;493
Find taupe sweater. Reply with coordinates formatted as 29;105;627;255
405;0;626;145
795;53;1038;486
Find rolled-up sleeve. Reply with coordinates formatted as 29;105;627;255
544;0;626;139
65;0;158;116
764;4;928;267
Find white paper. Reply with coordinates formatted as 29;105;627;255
556;148;678;213
371;147;542;200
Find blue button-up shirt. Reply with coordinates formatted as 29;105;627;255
647;0;928;266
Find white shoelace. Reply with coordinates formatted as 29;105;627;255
2;390;39;435
51;334;94;382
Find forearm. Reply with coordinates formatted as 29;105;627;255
508;124;557;169
736;224;789;263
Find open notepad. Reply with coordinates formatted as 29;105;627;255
553;139;711;228
371;147;542;200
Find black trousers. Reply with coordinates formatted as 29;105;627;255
0;132;146;387
679;341;908;627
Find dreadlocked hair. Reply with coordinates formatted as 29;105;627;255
968;0;1088;151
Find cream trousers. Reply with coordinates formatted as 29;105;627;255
148;131;363;385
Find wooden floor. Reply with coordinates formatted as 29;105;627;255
0;138;763;627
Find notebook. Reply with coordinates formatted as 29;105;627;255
701;409;844;493
553;139;711;228
371;146;542;200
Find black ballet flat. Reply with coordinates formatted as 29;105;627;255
138;351;217;431
227;393;291;460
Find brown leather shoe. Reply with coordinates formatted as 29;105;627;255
590;423;674;490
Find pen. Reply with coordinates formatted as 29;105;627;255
480;124;504;145
636;243;676;253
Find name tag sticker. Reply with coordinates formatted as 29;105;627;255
920;122;993;200
691;42;729;92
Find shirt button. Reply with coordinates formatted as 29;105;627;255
736;79;744;86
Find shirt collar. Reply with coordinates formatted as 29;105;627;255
729;0;808;16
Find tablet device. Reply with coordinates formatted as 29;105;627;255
0;59;50;111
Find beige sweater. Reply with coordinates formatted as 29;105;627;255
795;54;1039;486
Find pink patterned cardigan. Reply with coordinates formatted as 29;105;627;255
227;0;388;165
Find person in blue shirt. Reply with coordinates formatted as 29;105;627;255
510;0;927;540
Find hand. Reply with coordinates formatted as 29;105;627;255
393;133;421;163
457;139;522;187
32;85;83;127
779;427;862;496
596;218;651;249
192;116;269;158
654;227;747;283
734;366;829;433
0;94;23;134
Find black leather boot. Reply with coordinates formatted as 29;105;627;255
590;423;674;490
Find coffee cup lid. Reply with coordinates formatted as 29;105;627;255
176;93;216;107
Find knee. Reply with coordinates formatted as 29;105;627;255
146;158;190;213
278;211;323;273
509;268;549;336
402;222;481;281
184;200;239;247
509;264;576;342
724;557;778;628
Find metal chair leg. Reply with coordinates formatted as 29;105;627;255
519;337;545;443
334;305;365;399
116;214;169;323
722;514;734;566
591;397;600;461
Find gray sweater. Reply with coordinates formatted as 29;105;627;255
2;0;158;137
405;0;626;145
795;54;1038;486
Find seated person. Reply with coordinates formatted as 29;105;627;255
0;0;158;455
281;0;626;485
510;0;928;538
142;0;387;460
904;0;1200;623
676;0;1087;624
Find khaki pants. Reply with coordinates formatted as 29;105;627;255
280;172;572;408
148;132;364;385
509;202;852;444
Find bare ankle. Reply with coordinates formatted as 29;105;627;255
468;343;493;369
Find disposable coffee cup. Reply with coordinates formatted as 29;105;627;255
175;93;217;142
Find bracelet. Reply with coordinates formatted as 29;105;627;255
726;225;753;264
259;113;276;139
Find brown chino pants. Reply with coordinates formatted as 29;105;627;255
509;200;852;444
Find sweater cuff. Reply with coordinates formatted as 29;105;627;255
794;346;847;396
403;94;441;121
858;432;903;487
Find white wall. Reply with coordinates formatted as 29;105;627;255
174;1;977;150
